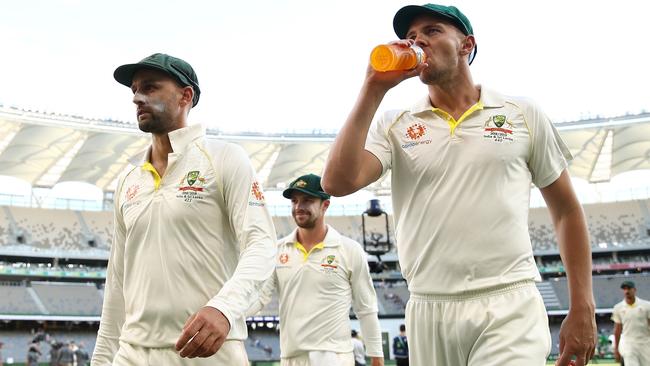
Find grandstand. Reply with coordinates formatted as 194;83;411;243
0;108;649;363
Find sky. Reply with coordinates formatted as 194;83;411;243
2;0;650;134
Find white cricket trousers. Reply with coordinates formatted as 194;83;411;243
406;280;551;366
281;351;355;366
621;342;650;366
111;339;248;365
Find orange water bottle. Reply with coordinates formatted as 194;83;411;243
370;44;426;72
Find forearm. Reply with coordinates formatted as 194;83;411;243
555;206;594;310
323;82;386;195
614;325;621;349
91;278;125;365
244;274;276;317
357;311;383;357
207;238;276;327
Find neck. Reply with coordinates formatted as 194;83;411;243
297;223;328;251
150;133;173;166
427;73;479;120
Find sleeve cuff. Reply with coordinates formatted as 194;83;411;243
205;299;234;331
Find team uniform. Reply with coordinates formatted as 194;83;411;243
365;87;570;365
92;124;277;365
248;226;383;366
392;334;408;366
611;297;650;366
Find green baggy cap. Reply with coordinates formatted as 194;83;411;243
283;174;331;200
393;3;477;64
114;53;201;107
621;280;635;289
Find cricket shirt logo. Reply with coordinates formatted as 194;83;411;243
483;114;515;143
406;123;426;140
126;184;139;201
249;180;266;206
186;171;199;186
320;254;339;274
402;123;432;149
177;170;207;202
122;183;142;210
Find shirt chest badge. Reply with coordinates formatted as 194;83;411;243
483;114;515;143
249;181;267;207
401;123;432;149
320;254;339;274
122;184;142;210
126;184;140;201
177;170;208;202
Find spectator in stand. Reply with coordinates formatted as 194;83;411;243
75;342;89;366
59;342;74;366
26;341;41;366
0;341;4;366
392;324;408;366
50;341;62;366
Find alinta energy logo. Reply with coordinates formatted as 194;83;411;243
249;181;266;206
126;184;139;201
402;122;432;149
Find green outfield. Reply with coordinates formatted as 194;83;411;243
7;360;621;366
546;362;617;366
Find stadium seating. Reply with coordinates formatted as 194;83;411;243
0;282;42;314
80;210;114;249
9;206;86;251
1;197;646;255
529;198;650;251
30;281;103;316
549;273;650;309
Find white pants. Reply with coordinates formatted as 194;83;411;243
621;342;650;366
112;340;248;366
406;280;551;366
281;351;354;366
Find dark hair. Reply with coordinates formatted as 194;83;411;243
400;324;406;332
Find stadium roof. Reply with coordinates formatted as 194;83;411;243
0;105;649;192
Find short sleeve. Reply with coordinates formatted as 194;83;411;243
611;306;621;324
525;101;572;188
365;110;399;176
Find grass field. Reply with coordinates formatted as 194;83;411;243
11;358;615;365
547;363;617;366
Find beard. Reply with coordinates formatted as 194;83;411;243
136;99;176;134
137;111;175;134
418;56;459;86
293;211;317;229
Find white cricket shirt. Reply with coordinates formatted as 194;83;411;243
612;297;650;345
365;87;571;294
249;226;382;359
92;124;277;364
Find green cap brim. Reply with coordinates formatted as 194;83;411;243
113;61;201;107
282;187;330;200
115;64;165;87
